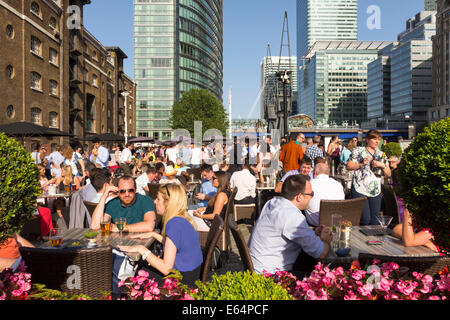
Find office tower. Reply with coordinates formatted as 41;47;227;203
298;41;392;126
430;0;450;123
425;0;437;11
134;0;223;140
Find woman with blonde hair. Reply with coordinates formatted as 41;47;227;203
118;184;203;287
55;164;81;191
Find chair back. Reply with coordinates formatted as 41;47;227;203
228;213;254;272
147;183;160;200
233;203;256;223
380;184;401;226
19;246;113;299
358;253;450;277
319;197;366;227
187;168;202;180
83;201;97;228
221;187;238;252
20;217;42;241
200;215;224;283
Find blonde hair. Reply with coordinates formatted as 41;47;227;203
159;184;196;237
60;144;74;160
62;164;74;185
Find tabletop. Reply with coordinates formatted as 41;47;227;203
38;228;155;261
321;226;440;266
37;193;69;199
256;183;276;190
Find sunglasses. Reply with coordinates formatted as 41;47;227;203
302;191;314;198
164;184;170;197
119;188;135;194
212;176;217;180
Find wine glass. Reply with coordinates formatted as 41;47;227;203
376;215;393;242
331;214;342;251
116;217;127;244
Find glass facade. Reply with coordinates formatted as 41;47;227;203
133;0;223;139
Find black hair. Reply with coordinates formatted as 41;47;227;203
281;174;310;201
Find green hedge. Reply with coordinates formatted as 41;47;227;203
0;133;41;244
382;142;403;158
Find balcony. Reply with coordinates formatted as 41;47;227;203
69;35;82;56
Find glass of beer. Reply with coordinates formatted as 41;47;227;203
64;184;70;196
101;215;111;237
49;228;63;248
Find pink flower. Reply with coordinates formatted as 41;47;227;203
357;283;374;297
377;277;394;292
11;289;23;297
351;270;366;281
137;270;149;278
428;296;441;300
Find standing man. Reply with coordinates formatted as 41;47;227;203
248;174;332;276
279;132;304;173
30;144;41;165
190;142;202;168
92;137;110;169
119;142;134;176
305;135;324;168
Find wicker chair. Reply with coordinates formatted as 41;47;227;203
20;217;42;242
380;184;401;226
233;203;256;224
200;215;224;283
358;253;450;277
147;183;160;201
319;197;366;227
228;213;254;272
187;168;202;180
19;246;113;299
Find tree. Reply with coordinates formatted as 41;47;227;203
169;89;229;138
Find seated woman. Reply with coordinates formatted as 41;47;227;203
118;184;203;288
37;164;54;194
390;168;441;253
55;164;81;192
132;159;144;177
192;171;230;227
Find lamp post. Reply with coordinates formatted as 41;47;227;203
276;70;291;138
121;91;130;144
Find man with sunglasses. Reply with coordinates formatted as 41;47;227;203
249;174;332;277
90;175;156;233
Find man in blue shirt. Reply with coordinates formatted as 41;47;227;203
90;175;156;232
92;137;110;169
195;164;217;208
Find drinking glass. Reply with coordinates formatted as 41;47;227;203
376;215;393;242
116;217;127;244
64;184;70;196
49;228;63;248
100;215;111;237
331;214;342;251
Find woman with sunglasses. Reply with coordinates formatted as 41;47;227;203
118;184;203;287
192;171;231;228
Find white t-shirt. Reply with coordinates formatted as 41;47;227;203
191;147;202;165
166;147;178;163
120;147;132;164
135;173;149;195
230;169;256;201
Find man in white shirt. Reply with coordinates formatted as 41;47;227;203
30;144;41;165
92;138;110;169
230;160;256;204
135;167;158;196
190;143;202;168
304;162;345;227
119;142;133;175
166;144;178;163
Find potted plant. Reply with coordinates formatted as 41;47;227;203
84;230;98;246
397;118;450;253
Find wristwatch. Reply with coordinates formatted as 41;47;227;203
142;250;151;261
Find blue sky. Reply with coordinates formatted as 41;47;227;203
83;0;428;119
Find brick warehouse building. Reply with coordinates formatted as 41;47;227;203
0;0;136;152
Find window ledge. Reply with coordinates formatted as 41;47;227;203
30;51;44;60
31;87;43;93
49;61;59;68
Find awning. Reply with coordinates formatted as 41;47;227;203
0;121;71;137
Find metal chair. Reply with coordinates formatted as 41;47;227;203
380;184;401;226
318;197;367;227
233;203;256;224
228;213;254;272
20;246;113;299
358;253;450;277
200;215;224;283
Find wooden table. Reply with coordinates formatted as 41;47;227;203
38;228;155;261
321;226;440;267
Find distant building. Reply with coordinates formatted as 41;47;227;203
133;0;223;140
430;0;450;123
0;0;135;150
425;0;437;11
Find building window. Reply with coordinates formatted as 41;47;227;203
49;48;58;65
49;112;58;128
31;72;42;90
92;74;98;87
83;69;88;82
31;108;42;124
92;51;98;61
49;80;58;96
31;2;41;18
5;65;14;79
6;105;15;119
31;36;42;56
6;24;14;39
49;17;57;30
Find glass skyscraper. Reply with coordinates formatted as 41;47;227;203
133;0;223;140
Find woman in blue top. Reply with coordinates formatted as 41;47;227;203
118;184;203;287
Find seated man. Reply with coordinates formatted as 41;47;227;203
275;157;313;193
303;162;345;227
248;174;332;276
194;164;217;208
90;175;156;233
135;167;158;196
230;159;256;204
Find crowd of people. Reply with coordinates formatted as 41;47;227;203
1;130;441;293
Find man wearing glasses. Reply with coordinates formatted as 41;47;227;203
249;174;332;278
90;175;156;233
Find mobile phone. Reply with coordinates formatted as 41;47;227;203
367;240;383;245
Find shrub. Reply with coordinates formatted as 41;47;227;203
192;270;293;300
381;142;403;158
397;118;450;253
0;133;41;244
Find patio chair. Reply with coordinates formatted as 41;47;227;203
19;246;113;299
83;201;98;228
380;184;401;226
228;213;254;273
147;183;160;201
20;217;42;242
233;203;256;224
176;175;188;187
319;197;366;227
187;168;202;180
200;214;224;283
358;253;450;277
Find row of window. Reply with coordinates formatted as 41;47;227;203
4;104;58;127
30;1;59;31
